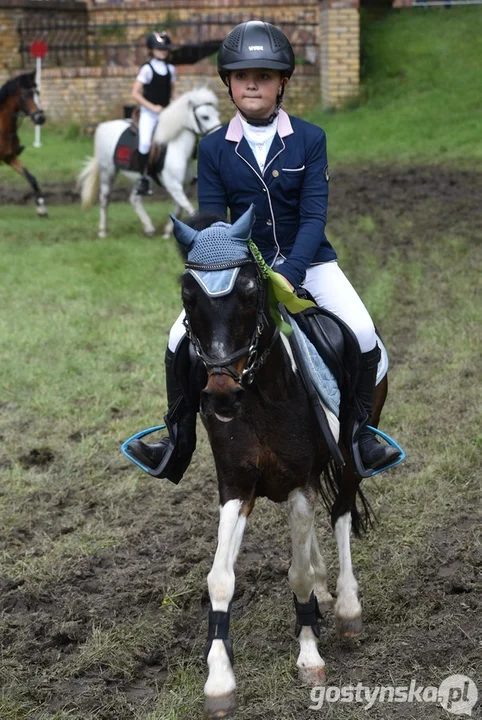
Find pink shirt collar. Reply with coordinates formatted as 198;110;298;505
225;109;293;142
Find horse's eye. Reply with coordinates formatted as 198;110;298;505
201;115;210;121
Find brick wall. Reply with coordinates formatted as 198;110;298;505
39;62;318;126
1;0;361;124
0;0;87;78
319;0;360;108
0;9;19;74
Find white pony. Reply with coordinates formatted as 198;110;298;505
77;87;221;238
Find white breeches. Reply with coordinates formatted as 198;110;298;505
138;107;159;154
300;261;376;353
168;261;376;355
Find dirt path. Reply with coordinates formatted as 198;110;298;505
2;165;482;238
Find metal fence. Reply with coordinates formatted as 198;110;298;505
18;16;319;71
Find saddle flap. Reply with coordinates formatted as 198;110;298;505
291;306;361;394
113;123;167;181
114;125;139;171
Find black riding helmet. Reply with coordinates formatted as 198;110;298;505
218;21;295;85
146;31;172;51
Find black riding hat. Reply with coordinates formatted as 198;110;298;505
146;31;172;51
218;21;295;84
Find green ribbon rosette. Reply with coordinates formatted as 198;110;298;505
248;240;316;336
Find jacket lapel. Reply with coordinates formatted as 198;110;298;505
263;134;285;175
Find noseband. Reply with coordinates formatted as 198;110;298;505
182;259;280;386
189;102;222;138
18;87;43;122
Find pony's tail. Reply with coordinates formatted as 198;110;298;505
318;460;376;538
77;156;99;209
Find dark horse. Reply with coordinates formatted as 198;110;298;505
0;72;47;215
171;206;393;718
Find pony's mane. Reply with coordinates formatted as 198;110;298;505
0;72;36;107
153;86;218;145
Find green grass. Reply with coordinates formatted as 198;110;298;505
309;8;482;164
0;124;93;185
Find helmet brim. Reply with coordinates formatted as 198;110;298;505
220;59;293;73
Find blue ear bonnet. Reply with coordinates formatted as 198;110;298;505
184;222;251;266
171;204;256;297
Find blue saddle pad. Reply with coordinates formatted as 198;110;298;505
288;317;388;419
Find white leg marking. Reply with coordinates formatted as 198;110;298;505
287;489;325;681
334;512;361;621
204;499;246;699
36;197;48;216
98;176;111;238
129;186;155;236
311;525;333;608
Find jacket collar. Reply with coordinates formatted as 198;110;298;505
225;109;293;142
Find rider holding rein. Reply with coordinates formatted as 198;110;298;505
127;21;400;481
131;31;176;196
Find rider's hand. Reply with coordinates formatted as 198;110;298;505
278;274;294;292
152;104;163;113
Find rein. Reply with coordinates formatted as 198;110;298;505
182;260;280;386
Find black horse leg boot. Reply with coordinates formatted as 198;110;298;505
136;152;152;195
356;345;401;471
127;344;197;483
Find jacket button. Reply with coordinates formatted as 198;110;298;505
262;187;267;192
272;169;279;178
266;219;272;226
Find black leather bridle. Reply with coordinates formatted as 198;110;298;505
182;259;280;386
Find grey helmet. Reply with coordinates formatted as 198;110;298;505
146;31;172;51
218;21;295;85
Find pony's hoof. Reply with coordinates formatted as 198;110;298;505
36;200;48;217
335;614;363;638
144;229;156;238
204;692;237;719
98;231;107;239
299;665;326;686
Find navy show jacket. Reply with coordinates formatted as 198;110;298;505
197;109;336;288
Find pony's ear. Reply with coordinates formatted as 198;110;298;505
170;214;198;249
229;204;256;242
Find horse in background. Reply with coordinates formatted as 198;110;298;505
0;72;47;216
77;87;221;239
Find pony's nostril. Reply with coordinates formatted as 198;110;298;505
201;385;245;417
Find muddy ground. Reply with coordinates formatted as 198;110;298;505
1;167;481;719
2;165;482;241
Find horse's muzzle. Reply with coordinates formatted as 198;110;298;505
201;377;245;421
32;111;46;126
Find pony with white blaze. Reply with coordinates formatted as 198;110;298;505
77;87;221;238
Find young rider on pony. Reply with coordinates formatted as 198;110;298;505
127;20;401;481
131;30;176;196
